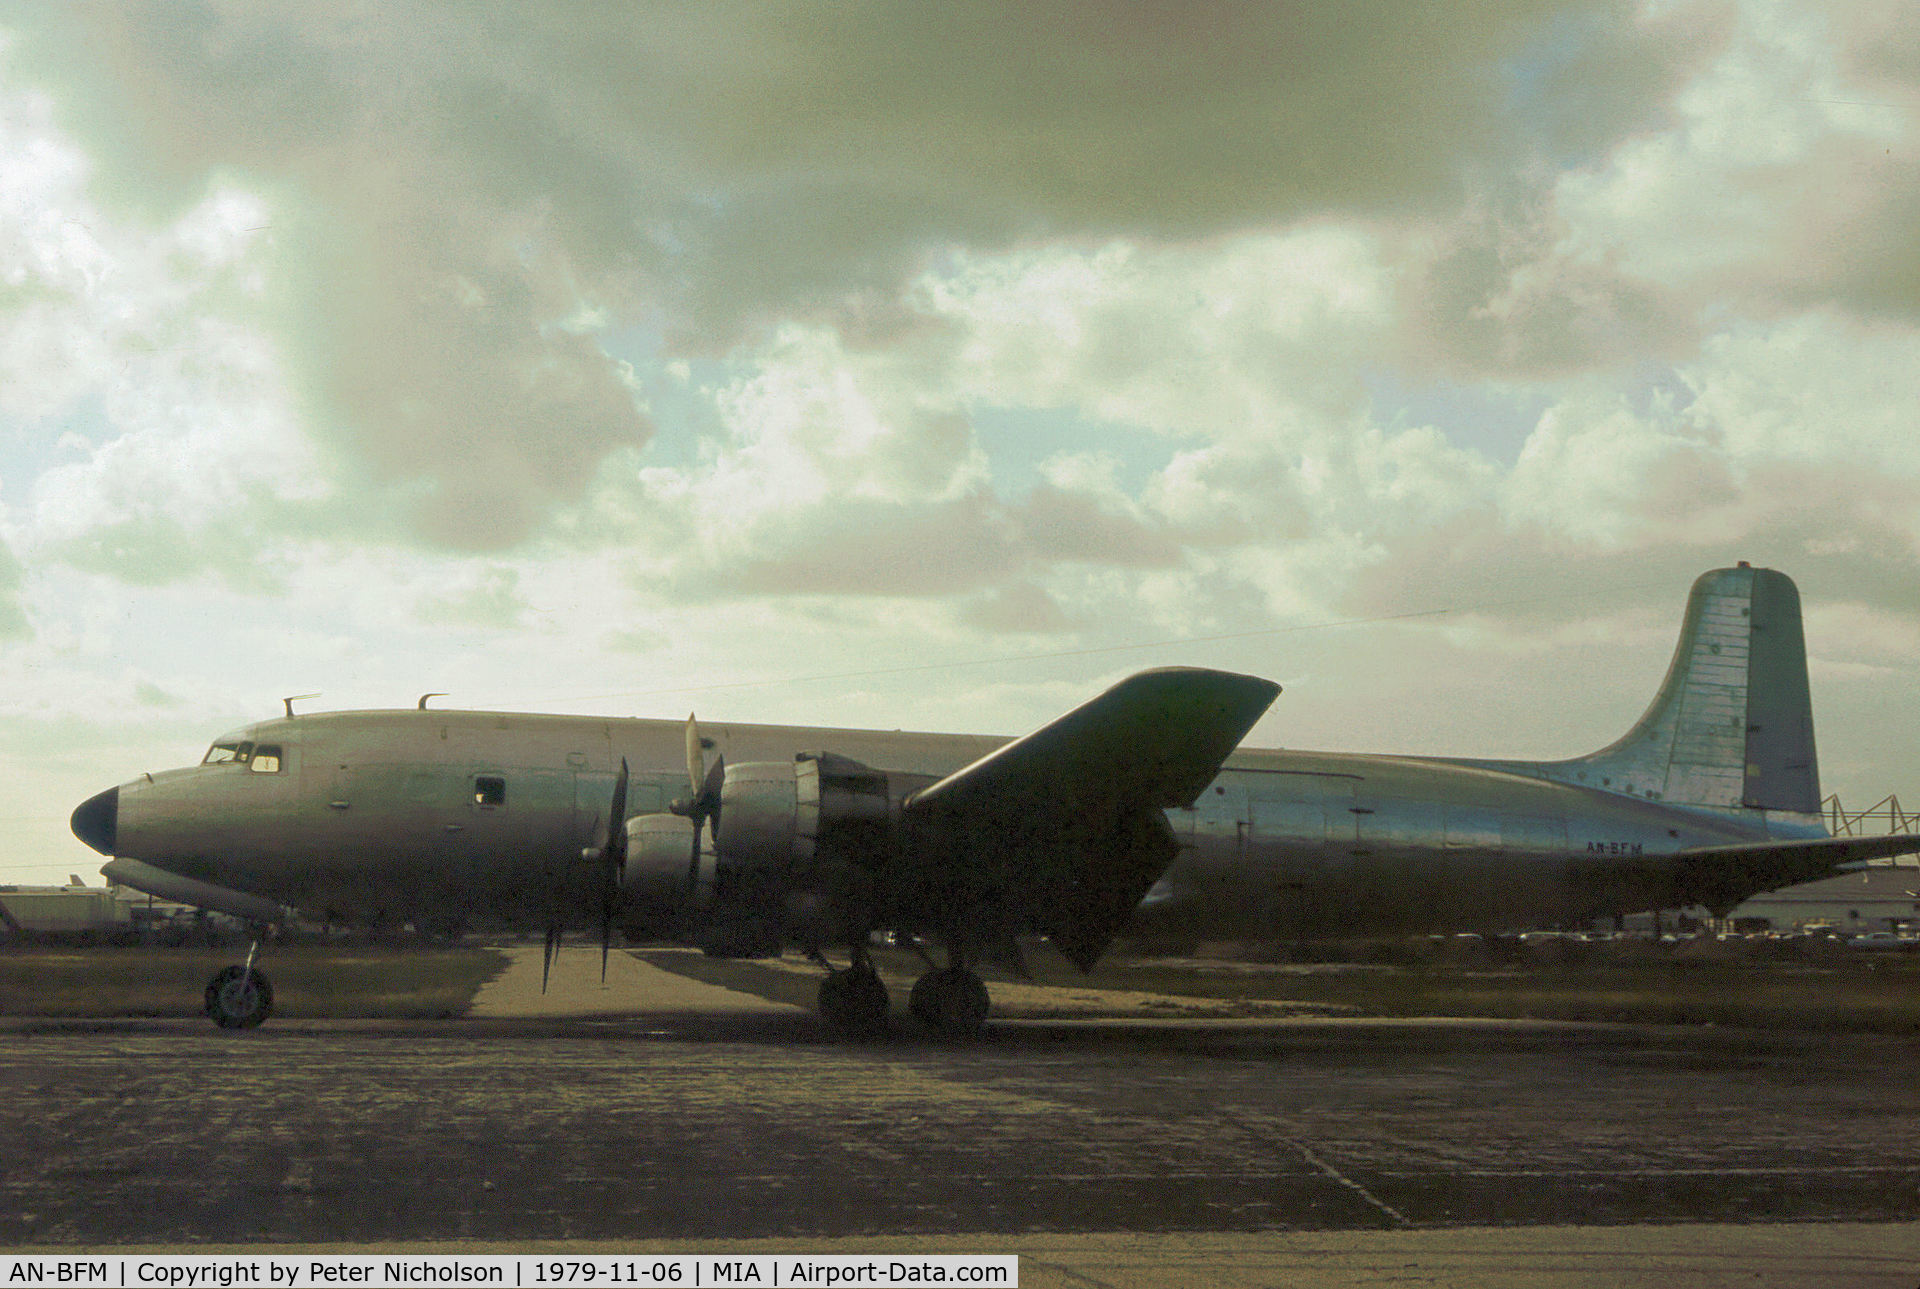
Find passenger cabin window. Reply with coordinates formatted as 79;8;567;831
473;775;506;808
250;745;283;773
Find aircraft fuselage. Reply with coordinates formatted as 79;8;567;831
94;705;1818;940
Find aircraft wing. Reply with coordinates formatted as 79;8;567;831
1672;832;1920;911
903;667;1280;969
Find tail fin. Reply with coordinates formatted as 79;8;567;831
1563;565;1819;812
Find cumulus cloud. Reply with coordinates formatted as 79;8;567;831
575;228;1462;612
1501;392;1734;546
0;68;340;588
686;492;1020;599
1531;0;1920;329
0;0;1707;561
1389;0;1920;376
956;580;1076;636
0;537;27;639
920;229;1398;438
1339;314;1920;637
414;563;528;629
1402;190;1698;377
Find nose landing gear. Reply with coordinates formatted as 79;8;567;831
204;940;273;1029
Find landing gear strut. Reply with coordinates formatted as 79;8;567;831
204;939;273;1029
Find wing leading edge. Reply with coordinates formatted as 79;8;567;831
905;666;1281;822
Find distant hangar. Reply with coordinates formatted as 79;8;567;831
1730;867;1920;934
0;877;185;936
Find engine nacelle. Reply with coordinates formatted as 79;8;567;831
620;813;714;931
617;753;906;943
713;753;893;872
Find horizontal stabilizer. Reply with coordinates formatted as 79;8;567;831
905;667;1280;823
1671;833;1920;912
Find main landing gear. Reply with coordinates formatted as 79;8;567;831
204;938;273;1029
817;955;890;1035
908;966;990;1035
813;942;992;1038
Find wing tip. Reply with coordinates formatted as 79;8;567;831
1125;665;1281;706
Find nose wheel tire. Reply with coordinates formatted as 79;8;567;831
818;966;890;1034
204;965;273;1029
908;967;990;1036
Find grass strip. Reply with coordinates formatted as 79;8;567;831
0;946;508;1018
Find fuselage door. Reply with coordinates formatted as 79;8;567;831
1249;796;1331;846
1190;781;1249;862
1351;796;1444;858
327;762;353;812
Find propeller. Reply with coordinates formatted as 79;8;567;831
551;758;636;992
665;715;725;937
597;758;630;983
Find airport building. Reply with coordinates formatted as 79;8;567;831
1722;794;1920;933
0;879;132;933
1727;867;1920;934
0;878;191;936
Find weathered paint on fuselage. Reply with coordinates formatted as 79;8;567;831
1151;748;1821;938
107;705;1816;938
112;709;1005;931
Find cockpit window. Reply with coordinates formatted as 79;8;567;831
203;741;254;766
250;745;283;773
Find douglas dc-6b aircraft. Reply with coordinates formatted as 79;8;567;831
71;565;1920;1033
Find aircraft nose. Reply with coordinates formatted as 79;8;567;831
71;786;118;856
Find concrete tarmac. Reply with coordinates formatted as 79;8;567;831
3;947;1917;1287
469;943;806;1016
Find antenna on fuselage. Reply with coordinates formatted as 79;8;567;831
417;693;447;710
282;694;320;719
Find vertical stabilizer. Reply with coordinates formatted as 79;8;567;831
1564;565;1819;813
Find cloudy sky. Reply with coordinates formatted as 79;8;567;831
0;1;1916;886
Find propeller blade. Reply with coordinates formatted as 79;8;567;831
601;758;630;984
684;713;704;803
606;758;631;868
671;715;725;838
541;925;557;994
700;753;725;837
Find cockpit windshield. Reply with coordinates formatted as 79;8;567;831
202;740;254;766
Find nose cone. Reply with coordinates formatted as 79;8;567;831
71;787;118;855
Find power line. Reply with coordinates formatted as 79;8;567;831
481;574;1682;709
